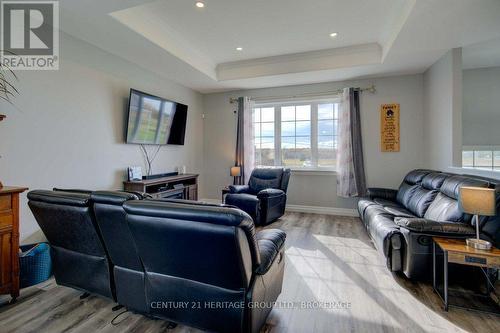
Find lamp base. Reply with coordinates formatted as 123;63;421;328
466;238;492;250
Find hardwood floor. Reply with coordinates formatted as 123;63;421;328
1;212;499;333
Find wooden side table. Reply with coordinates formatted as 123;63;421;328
432;237;500;314
0;186;28;303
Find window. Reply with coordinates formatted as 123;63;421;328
462;147;500;170
253;99;339;170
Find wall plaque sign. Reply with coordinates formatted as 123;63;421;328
380;103;400;152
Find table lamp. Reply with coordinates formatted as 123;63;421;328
230;166;241;185
459;186;496;250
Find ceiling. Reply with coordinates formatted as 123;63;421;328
59;0;500;93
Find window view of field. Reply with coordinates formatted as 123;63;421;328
462;149;500;170
127;93;174;144
254;102;338;169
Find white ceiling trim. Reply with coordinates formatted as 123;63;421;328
216;43;382;81
110;4;218;80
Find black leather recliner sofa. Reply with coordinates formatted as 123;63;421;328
28;189;286;333
225;168;291;225
124;199;286;333
358;169;500;279
27;190;118;299
91;191;148;313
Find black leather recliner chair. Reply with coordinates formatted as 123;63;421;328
27;190;115;299
225;168;291;225
124;199;286;333
358;169;500;279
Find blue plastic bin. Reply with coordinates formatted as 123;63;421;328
19;242;52;288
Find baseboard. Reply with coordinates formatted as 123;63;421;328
200;198;359;217
285;204;359;217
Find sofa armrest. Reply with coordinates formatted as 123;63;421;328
257;188;285;199
395;217;475;236
255;229;286;275
228;185;250;194
367;188;398;201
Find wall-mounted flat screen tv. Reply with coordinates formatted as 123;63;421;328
126;89;188;145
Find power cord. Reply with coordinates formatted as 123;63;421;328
140;144;162;176
111;309;130;326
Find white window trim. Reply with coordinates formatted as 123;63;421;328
461;146;500;170
254;97;340;172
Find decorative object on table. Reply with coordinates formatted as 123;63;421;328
127;166;143;181
177;165;186;175
459;186;496;250
19;242;52;288
0;186;28;303
432;237;500;314
380;103;400;152
230;166;241;185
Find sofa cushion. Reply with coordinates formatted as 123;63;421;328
248;168;284;194
396;183;419;207
395;217;475;235
405;187;439;217
403;169;434;185
421;172;448;190
383;206;415;218
440;175;489;200
423;192;464;222
374;198;400;207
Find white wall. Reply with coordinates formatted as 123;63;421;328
202;74;425;210
0;33;205;243
423;48;463;170
463;66;500;146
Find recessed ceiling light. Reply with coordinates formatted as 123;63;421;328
236;47;243;51
330;32;338;38
195;2;205;8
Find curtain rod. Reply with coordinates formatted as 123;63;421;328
229;85;376;104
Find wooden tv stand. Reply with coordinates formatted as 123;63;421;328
123;174;198;200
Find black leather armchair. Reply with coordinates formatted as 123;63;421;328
225;168;291;225
27;190;115;299
124;199;286;333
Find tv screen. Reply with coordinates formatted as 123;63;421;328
126;89;187;145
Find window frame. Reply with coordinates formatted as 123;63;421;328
462;146;500;171
253;97;340;172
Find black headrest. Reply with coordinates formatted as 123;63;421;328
440;175;490;199
27;190;90;207
52;188;93;194
123;200;253;227
91;191;140;205
403;169;434;185
422;172;449;190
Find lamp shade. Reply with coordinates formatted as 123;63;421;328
230;166;241;177
459;186;496;216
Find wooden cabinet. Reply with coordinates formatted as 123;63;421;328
0;186;28;302
124;174;198;201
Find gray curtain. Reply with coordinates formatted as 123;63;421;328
337;88;367;197
234;97;254;185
